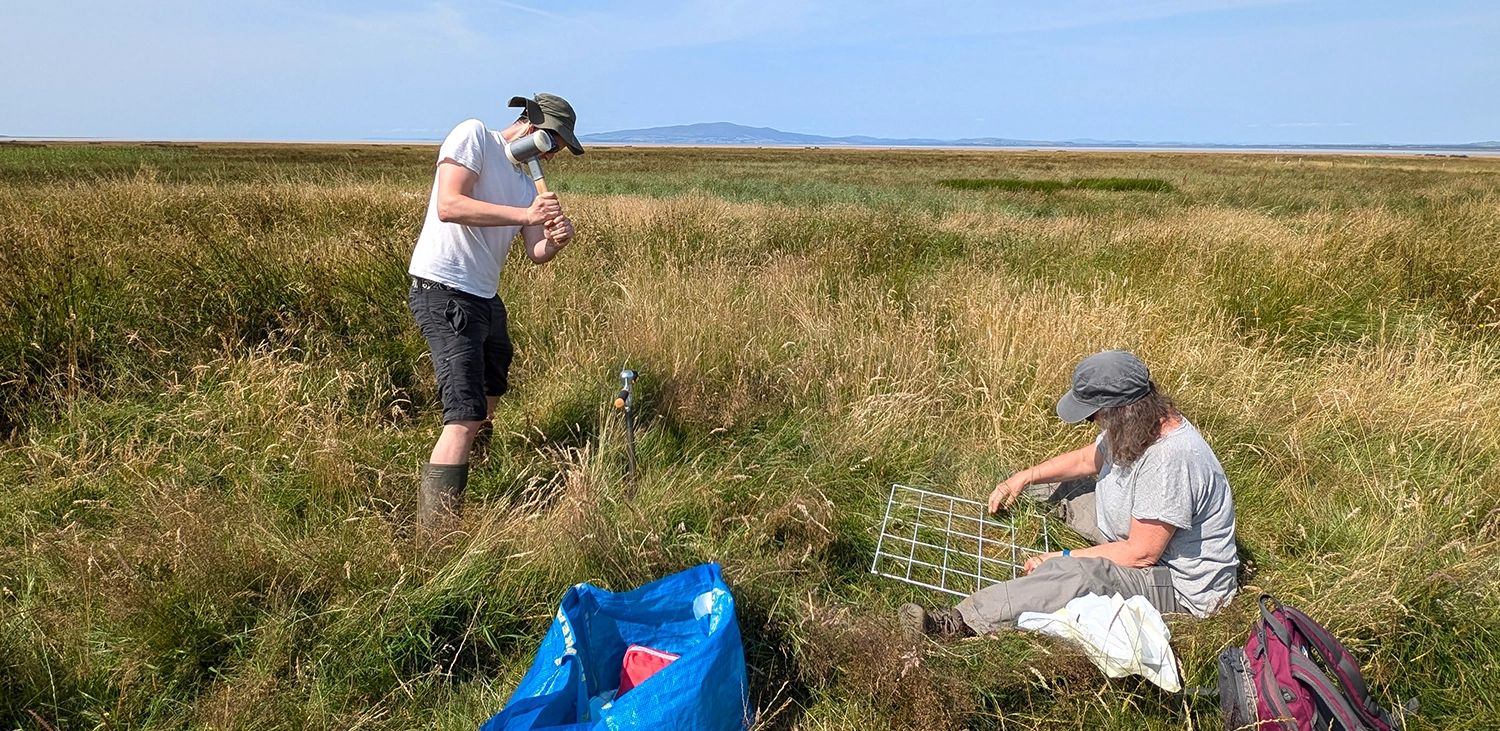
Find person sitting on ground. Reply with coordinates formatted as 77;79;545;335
901;350;1238;638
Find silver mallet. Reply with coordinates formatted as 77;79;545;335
504;129;556;194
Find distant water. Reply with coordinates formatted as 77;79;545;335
1007;145;1499;156
576;141;1500;157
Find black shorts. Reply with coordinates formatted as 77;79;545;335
408;277;513;424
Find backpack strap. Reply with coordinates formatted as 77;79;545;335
1281;606;1402;731
1258;594;1294;648
1289;653;1369;730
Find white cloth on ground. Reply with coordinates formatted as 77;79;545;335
1016;592;1181;692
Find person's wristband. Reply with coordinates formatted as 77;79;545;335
1062;549;1071;557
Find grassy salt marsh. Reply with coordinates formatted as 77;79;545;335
1;141;1498;729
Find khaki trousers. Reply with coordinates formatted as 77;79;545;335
954;481;1182;634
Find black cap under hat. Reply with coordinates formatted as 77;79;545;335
509;93;584;155
1055;350;1153;424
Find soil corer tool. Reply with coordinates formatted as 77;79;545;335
614;370;638;490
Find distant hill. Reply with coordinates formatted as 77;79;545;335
578;123;1500;153
579;122;1037;147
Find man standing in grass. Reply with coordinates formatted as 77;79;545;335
407;94;584;536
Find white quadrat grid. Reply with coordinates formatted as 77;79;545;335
870;484;1053;598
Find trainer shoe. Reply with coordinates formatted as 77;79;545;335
899;603;976;639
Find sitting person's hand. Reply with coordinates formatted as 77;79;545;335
1023;551;1063;574
989;472;1029;513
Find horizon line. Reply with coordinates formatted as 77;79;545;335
4;134;1498;156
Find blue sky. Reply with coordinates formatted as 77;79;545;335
2;0;1496;144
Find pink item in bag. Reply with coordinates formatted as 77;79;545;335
618;644;680;696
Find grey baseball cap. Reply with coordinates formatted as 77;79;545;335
1055;350;1153;423
509;93;584;155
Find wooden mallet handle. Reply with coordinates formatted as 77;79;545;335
525;158;549;195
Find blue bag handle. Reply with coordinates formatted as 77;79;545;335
556;650;593;725
479;649;594;731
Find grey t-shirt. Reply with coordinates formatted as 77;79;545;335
1094;418;1238;616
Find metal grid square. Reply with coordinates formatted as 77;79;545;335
870;484;1052;598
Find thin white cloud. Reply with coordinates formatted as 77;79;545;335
558;0;817;52
316;2;485;51
1016;0;1317;32
493;1;565;20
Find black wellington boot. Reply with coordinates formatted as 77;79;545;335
417;461;469;539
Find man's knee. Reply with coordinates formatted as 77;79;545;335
442;420;485;439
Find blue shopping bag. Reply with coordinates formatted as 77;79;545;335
481;563;751;731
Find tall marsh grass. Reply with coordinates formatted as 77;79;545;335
2;143;1498;729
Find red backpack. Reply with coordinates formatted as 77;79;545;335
1217;595;1412;731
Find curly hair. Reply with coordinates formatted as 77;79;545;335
1094;382;1179;466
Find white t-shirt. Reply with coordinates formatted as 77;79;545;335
408;119;537;298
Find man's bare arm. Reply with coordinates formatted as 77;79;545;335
434;160;559;227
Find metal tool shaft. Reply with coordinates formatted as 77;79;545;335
616;370;638;493
527;159;548;194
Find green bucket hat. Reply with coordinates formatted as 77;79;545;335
508;93;584;155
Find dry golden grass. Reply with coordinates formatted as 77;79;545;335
2;143;1498;729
